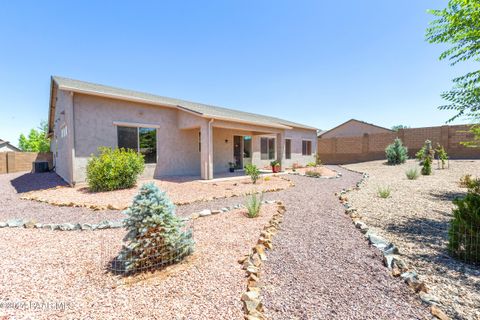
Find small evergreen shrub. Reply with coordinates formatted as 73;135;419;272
377;186;391;198
245;164;260;184
305;170;321;177
421;155;432;175
385;138;408;165
245;193;263;218
415;147;426;162
116;183;194;274
86;147;144;192
448;184;480;264
405;167;420;180
435;144;448;169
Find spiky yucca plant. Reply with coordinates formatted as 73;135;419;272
116;183;194;274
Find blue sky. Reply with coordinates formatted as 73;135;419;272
0;1;475;146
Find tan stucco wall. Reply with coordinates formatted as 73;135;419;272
53;89;318;182
321;120;391;138
71;93;202;182
50;88;74;184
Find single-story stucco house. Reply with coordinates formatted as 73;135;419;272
319;119;393;138
48;76;318;184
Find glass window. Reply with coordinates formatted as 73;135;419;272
243;136;251;158
285;139;291;159
261;137;276;160
118;126;138;150
302;140;312;156
117;126;157;164
139;128;157;164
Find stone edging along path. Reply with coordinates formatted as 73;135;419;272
337;166;450;320
0;200;280;232
20;176;294;211
238;201;285;320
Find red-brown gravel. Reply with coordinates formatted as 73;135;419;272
0;205;276;319
261;167;430;319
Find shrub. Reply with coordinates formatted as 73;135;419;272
305;170;321;177
415;147;425;161
385;138;408;165
245;192;263;218
448;189;480;264
315;154;322;166
421;155;432;175
405;167;420;180
86;147;145;192
377;186;391;198
116;183;194;274
435;144;449;169
459;174;475;188
245;163;260;184
306;162;317;167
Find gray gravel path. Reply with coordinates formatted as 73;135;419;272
260;166;429;319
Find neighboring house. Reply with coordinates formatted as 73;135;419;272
48;76;317;184
318;119;393;138
0;139;20;152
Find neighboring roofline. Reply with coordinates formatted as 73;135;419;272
0;141;21;151
318;119;393;137
49;77;299;131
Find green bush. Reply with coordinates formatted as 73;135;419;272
86;147;145;192
245;163;260;184
405;167;420;180
448;188;480;264
415;147;426;161
305;170;321;177
435;144;449;169
245;192;263;218
421;155;432;175
116;183;194;274
385;138;408;165
306;162;317;167
377;186;391;198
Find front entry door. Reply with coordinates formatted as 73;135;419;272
233;136;243;169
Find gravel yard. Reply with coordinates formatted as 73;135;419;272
285;165;338;177
344;159;480;320
0;172;123;224
21;174;292;210
261;167;429;319
0;205;276;320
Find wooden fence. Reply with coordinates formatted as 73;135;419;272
318;124;480;164
0;152;53;174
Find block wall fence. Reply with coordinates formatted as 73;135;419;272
317;125;479;164
0;152;53;174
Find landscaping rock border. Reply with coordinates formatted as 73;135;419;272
337;166;450;320
287;167;342;179
20;177;294;211
238;201;286;320
0;200;280;232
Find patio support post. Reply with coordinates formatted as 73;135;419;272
276;131;286;170
200;120;214;180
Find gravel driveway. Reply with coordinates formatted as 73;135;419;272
260;167;429;319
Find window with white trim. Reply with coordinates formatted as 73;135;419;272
117;126;157;163
261;137;276;160
302;140;312;156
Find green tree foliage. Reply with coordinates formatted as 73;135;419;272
86;147;145;192
116;183;194;274
385;138;408;165
391;125;409;132
448;178;480;264
426;0;480;143
245;163;260;184
18;120;50;152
